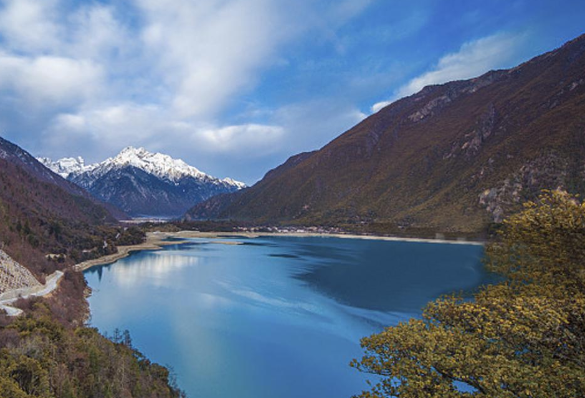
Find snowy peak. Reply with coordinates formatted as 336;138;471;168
39;147;246;188
38;146;246;216
105;146;207;183
222;177;247;190
38;156;93;178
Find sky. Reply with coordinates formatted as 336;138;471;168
0;0;584;184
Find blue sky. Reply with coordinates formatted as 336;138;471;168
0;0;584;184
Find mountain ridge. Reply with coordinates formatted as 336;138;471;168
0;136;184;398
40;147;246;217
0;136;126;277
185;33;585;234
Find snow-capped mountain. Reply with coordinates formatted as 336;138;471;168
39;147;246;217
37;156;94;178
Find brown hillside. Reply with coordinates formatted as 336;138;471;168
186;33;585;234
0;137;126;277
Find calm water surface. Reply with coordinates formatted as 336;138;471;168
84;236;488;398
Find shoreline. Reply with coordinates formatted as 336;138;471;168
74;233;191;272
203;231;485;245
74;230;484;272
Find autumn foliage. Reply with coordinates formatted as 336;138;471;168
352;191;585;397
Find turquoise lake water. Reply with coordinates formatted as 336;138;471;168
84;236;488;398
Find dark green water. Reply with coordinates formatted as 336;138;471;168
84;236;487;398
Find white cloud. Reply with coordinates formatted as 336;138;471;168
67;5;132;61
371;33;524;113
371;100;392;114
0;0;376;182
195;124;285;153
0;0;61;52
0;1;131;108
47;104;284;163
48;104;170;149
136;0;291;119
0;52;104;106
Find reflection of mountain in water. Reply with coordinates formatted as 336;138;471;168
106;252;200;288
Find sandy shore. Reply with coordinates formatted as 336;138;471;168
74;230;483;272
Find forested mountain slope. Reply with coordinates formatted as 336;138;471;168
0;137;122;276
0;139;183;398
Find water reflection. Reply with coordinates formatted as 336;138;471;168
85;236;487;398
86;250;201;288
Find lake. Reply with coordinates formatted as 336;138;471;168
84;236;488;398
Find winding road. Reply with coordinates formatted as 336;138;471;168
0;271;64;316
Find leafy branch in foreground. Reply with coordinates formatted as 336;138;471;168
351;190;585;397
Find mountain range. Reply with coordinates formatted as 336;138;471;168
40;147;245;217
185;33;585;235
0;136;120;276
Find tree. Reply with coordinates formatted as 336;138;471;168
351;191;585;397
122;330;132;348
485;190;585;293
112;328;122;344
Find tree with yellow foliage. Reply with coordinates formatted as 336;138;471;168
352;191;585;397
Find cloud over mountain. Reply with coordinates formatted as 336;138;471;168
0;0;582;183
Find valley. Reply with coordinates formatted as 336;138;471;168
0;27;583;398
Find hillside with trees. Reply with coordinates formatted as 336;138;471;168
0;137;181;397
0;137;141;278
0;279;184;397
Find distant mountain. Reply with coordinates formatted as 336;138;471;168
0;136;119;276
37;156;92;178
185;33;585;234
40;147;246;217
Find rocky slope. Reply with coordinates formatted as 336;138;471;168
41;147;245;217
185;33;585;234
0;250;41;294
